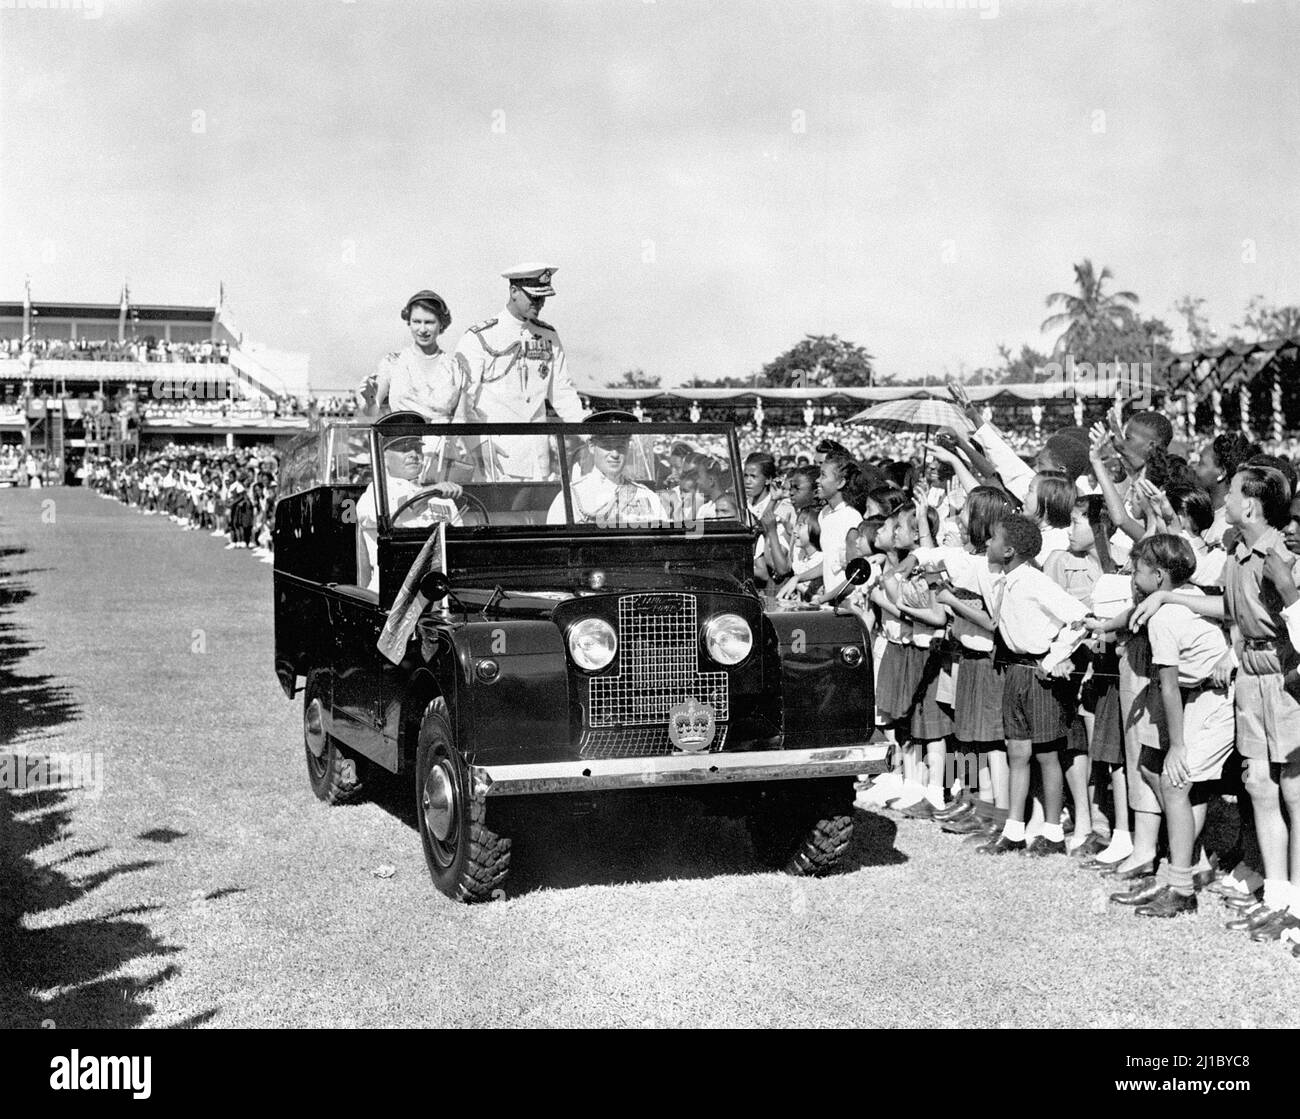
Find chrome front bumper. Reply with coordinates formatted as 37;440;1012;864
470;743;888;797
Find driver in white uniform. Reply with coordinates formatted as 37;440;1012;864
356;433;463;592
547;420;665;527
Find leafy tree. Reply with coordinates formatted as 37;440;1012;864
1232;296;1300;344
1041;259;1140;356
993;343;1051;383
609;368;661;389
756;334;875;388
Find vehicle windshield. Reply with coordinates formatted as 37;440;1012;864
368;422;745;530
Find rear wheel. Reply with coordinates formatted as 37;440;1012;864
746;779;855;876
303;670;367;804
415;698;511;901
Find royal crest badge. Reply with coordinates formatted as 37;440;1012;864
667;697;716;753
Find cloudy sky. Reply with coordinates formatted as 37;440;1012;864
2;0;1297;392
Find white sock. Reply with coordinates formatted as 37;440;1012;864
1263;878;1288;910
1002;819;1026;842
1024;821;1043;841
1288;882;1300;914
1041;823;1064;843
895;780;925;805
925;785;945;809
1096;835;1133;863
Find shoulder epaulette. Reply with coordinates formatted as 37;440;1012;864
468;318;498;333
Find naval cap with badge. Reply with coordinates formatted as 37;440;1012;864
584;409;638;449
502;263;557;298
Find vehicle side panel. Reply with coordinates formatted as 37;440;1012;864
766;610;875;748
440;621;573;765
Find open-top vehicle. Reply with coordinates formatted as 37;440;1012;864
273;416;884;900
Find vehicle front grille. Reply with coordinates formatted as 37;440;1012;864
578;724;729;760
587;593;729;728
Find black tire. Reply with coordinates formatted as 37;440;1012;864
745;779;855;876
415;698;511;901
303;670;367;804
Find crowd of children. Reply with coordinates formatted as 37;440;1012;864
86;446;279;563
754;389;1300;953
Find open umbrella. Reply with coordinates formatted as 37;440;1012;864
847;393;974;475
847;394;973;433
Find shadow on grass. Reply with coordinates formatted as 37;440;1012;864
0;536;214;1029
369;769;905;896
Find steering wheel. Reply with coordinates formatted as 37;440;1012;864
390;488;492;527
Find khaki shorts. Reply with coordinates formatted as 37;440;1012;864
1179;685;1237;782
1235;672;1300;766
1119;643;1161;814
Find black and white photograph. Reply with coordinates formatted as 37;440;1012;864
2;0;1299;1063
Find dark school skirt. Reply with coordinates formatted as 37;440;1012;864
1063;647;1094;755
952;647;1004;748
1083;646;1124;765
910;644;955;743
875;640;919;725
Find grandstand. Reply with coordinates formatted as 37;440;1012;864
0;285;313;481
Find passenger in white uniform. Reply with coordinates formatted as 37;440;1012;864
356;431;463;592
547;421;664;527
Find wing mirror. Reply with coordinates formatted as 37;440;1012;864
845;557;872;585
418;571;451;603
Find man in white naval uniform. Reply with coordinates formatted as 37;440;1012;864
455;263;586;480
547;422;665;527
355;433;462;593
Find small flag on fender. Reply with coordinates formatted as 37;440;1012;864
377;523;446;665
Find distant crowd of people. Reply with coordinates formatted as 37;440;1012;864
87;445;280;562
2;336;231;363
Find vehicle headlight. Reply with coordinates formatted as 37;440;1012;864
567;618;617;671
705;613;753;666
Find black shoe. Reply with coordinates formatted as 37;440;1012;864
1223;890;1263;912
1026;837;1066;857
976;835;1026;856
1225;902;1277;932
1110;877;1162;906
943;813;990;836
1109;860;1157;882
1136;887;1198;918
1070;833;1109;860
899;799;936;820
1249;909;1300;943
933;800;975;823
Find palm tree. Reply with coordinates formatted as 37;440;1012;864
1041;259;1139;356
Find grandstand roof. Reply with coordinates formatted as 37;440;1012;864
579;381;1121;404
0;301;217;323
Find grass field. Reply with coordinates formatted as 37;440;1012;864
2;486;1299;1029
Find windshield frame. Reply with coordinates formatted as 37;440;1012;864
368;421;746;536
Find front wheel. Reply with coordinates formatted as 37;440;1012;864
303;670;367;804
745;779;855;876
415;699;511;901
